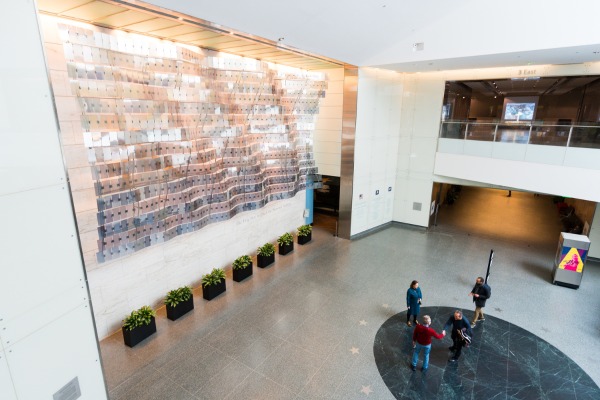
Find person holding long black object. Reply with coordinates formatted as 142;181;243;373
442;310;472;362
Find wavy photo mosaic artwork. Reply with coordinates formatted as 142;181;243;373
56;23;325;263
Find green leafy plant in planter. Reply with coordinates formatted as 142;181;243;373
164;286;194;321
202;268;226;287
257;242;276;268
257;242;276;256
232;255;253;282
297;224;312;245
232;255;252;270
277;232;294;255
298;224;312;236
122;305;157;347
164;286;193;307
123;306;156;331
202;268;227;300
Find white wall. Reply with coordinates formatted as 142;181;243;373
350;70;446;234
313;68;343;177
351;68;403;235
588;204;600;259
89;193;306;338
393;74;445;226
435;140;600;202
0;1;106;399
434;152;600;202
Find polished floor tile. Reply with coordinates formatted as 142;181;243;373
374;306;600;399
100;188;600;399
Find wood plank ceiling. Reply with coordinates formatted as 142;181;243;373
37;0;344;70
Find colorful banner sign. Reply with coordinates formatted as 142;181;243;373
558;247;586;273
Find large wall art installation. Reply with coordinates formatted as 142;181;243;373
57;23;326;263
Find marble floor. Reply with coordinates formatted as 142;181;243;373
375;306;600;399
99;187;600;399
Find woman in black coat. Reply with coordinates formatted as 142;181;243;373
406;280;422;326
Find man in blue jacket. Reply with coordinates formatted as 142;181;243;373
442;310;473;362
469;277;491;328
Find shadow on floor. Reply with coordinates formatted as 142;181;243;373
520;260;554;282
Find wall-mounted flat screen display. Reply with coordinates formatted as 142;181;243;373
504;102;535;121
442;104;451;121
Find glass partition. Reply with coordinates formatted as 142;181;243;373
440;120;600;150
440;121;466;139
440;75;600;150
569;126;600;149
529;125;570;146
466;123;496;142
495;123;531;144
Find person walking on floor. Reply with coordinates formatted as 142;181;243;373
411;315;445;372
469;276;491;328
406;280;422;326
442;310;473;362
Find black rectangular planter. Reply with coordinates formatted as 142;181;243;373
122;317;156;347
298;232;312;245
279;242;294;255
257;253;275;268
202;279;226;300
166;296;194;321
233;262;253;282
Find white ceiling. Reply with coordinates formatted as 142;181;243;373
143;0;600;72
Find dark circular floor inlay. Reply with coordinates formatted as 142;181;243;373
374;306;599;399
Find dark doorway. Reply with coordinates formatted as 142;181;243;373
313;175;339;235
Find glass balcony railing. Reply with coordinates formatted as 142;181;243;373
439;121;600;149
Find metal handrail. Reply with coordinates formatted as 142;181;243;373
442;120;600;129
440;120;600;149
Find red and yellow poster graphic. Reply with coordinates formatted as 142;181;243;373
558;247;585;273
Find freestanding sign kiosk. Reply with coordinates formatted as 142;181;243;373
552;232;591;289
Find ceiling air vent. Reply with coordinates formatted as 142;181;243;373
413;202;422;211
